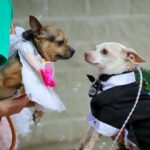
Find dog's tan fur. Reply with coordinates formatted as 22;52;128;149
0;16;74;101
74;128;100;150
0;16;75;150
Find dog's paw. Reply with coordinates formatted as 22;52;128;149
73;144;84;150
33;110;43;125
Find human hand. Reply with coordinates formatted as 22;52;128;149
0;95;34;117
10;24;15;34
111;130;125;144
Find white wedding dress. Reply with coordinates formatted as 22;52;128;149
10;27;65;112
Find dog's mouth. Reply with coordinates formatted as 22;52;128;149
85;59;105;70
56;54;69;59
56;49;75;60
85;58;99;66
56;53;73;60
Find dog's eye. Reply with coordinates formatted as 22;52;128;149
56;40;64;46
47;35;55;42
101;49;108;55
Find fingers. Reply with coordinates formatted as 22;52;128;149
26;101;35;107
16;95;35;107
14;95;35;107
13;95;29;107
0;95;33;116
10;24;15;34
111;131;125;144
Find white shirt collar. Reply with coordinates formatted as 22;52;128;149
101;72;136;91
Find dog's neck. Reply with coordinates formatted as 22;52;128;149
32;39;45;59
100;71;136;91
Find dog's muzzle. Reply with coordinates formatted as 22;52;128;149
57;46;75;60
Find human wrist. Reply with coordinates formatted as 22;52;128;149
0;102;5;117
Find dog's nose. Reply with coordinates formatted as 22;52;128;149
69;48;75;57
84;52;91;58
71;48;75;55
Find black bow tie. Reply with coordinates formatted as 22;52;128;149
87;71;134;97
99;74;115;81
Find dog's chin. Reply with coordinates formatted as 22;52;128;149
85;59;99;65
85;59;105;70
56;54;73;60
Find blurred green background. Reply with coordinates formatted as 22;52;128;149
12;0;150;149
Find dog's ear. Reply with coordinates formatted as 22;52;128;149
124;48;146;63
87;74;95;82
29;15;42;34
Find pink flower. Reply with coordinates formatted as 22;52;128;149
40;65;56;87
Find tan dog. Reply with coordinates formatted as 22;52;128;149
0;16;75;100
75;42;145;150
0;16;75;150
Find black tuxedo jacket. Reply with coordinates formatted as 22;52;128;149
91;82;150;150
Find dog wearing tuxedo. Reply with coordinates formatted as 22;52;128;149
75;42;150;150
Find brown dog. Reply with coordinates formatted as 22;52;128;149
0;15;75;100
0;15;75;150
